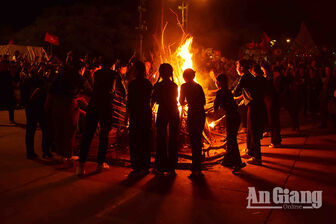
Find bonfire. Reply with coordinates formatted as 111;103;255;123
152;19;228;158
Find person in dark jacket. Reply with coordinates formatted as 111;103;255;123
179;68;206;178
126;61;153;176
24;76;52;159
214;73;246;172
152;63;179;176
251;64;281;148
232;59;265;165
46;61;92;166
77;59;125;175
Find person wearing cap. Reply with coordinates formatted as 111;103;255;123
152;63;179;176
179;68;206;178
214;73;246;173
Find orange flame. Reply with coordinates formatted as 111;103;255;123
176;37;194;114
178;37;193;72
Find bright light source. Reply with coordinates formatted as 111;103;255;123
209;122;215;128
286;38;291;43
270;40;277;47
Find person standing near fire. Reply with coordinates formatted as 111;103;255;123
77;59;125;176
126;61;153;176
214;74;246;172
251;63;281;148
46;60;92;167
152;63;179;176
233;59;265;165
179;68;206;178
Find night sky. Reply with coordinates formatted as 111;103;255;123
1;0;335;46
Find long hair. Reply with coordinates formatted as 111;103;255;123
156;63;175;84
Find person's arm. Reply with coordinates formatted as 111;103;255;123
213;90;221;112
179;84;187;106
81;78;93;97
125;83;132;126
151;84;158;108
232;76;243;96
200;85;206;106
115;75;126;98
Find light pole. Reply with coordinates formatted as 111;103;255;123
178;0;189;32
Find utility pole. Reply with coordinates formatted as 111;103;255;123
178;0;189;32
137;0;147;61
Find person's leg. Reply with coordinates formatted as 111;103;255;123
129;127;138;171
134;121;152;172
253;109;263;161
8;108;15;123
79;111;99;164
155;118;167;172
8;96;15;123
247;104;263;165
319;100;328;128
246;105;255;157
168;118;179;171
142;128;152;171
265;98;272;133
271;102;282;145
39;113;52;157
97;117;112;165
190;129;202;171
25;108;37;157
226;119;242;166
168;118;179;172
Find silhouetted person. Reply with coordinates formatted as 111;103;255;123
233;59;264;165
284;65;300;131
320;66;336;128
77;59;125;175
152;63;179;175
46;61;91;166
0;56;15;123
126;61;153;176
24;77;52;159
179;68;206;178
214;74;246;172
251;64;281;148
308;68;322;115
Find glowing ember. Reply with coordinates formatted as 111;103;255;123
209;122;215;128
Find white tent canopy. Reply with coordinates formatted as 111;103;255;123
0;44;48;62
292;22;319;55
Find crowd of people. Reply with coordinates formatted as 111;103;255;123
0;51;335;179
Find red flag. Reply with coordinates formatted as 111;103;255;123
259;32;271;50
262;32;271;43
44;32;60;46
